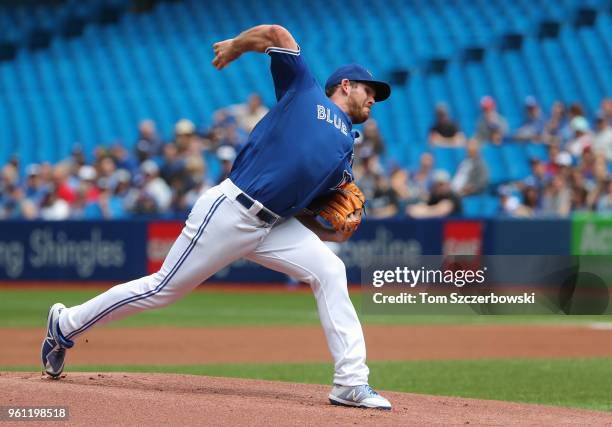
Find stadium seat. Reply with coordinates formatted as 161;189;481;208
501;143;531;181
0;0;609;183
480;144;508;186
525;143;549;162
431;147;457;175
462;194;501;218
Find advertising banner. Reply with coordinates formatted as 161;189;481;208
483;219;570;255
572;214;612;255
443;220;483;255
0;221;147;280
146;218;445;283
147;221;184;274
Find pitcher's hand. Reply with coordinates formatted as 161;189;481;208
212;39;241;70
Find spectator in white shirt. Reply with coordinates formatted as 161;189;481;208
140;160;172;212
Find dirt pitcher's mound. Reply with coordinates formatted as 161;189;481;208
1;373;611;426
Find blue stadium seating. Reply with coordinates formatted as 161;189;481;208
480;144;506;186
501;143;531;182
462;194;501;218
0;0;610;217
524;143;549;161
430;146;456;175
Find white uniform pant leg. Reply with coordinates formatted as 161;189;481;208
59;186;268;340
246;217;368;386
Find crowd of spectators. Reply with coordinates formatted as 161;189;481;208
373;95;611;218
0;94;267;220
1;93;611;221
365;95;612;219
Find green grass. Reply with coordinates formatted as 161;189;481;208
0;289;321;327
3;358;611;411
2;288;611;327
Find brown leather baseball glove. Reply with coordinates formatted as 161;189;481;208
306;182;366;240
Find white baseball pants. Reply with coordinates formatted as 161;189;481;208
59;179;369;386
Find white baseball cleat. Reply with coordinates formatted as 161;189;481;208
328;384;392;410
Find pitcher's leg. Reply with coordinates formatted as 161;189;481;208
59;189;260;341
247;218;368;386
60;228;211;340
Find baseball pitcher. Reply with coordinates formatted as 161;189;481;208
41;24;392;409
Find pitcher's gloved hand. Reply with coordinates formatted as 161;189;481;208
306;182;366;240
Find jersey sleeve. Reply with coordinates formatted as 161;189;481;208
266;46;315;101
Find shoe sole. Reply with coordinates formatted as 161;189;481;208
328;395;392;410
41;303;65;378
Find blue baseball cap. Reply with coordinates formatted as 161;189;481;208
325;64;391;102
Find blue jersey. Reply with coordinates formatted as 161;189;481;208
229;46;356;218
